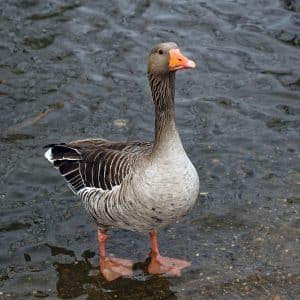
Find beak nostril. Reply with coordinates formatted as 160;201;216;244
169;49;195;70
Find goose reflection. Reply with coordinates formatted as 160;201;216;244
48;244;177;299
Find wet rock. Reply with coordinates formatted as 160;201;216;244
48;102;64;110
24;253;31;262
286;196;300;204
281;0;300;12
31;290;48;298
274;30;300;47
277;104;295;115
0;221;31;232
23;34;57;50
13;62;30;74
50;50;75;62
266;117;288;130
287;78;300;89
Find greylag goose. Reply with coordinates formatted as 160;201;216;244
44;42;199;281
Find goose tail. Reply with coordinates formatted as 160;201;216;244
44;144;86;193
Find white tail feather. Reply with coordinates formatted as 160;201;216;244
44;148;54;163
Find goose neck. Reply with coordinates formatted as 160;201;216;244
148;72;180;154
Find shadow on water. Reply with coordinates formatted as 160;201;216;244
55;262;176;300
48;244;176;300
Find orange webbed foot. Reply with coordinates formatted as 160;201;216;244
100;257;133;281
148;253;191;276
147;230;191;277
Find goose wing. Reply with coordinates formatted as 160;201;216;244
44;139;152;193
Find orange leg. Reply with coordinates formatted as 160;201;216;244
98;229;132;281
148;230;191;276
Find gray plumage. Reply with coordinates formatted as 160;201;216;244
44;42;199;234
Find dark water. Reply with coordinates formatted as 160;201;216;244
1;0;300;299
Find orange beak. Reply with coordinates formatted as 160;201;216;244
168;49;196;71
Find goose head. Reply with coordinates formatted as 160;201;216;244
148;42;196;77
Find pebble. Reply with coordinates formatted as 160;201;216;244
114;119;128;128
32;290;48;298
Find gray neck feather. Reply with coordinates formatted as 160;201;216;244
148;72;180;155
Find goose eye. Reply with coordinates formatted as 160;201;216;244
158;49;164;55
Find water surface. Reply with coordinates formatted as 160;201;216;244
0;0;300;299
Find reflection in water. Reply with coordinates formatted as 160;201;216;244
53;249;176;300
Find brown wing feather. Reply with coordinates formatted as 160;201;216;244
45;139;152;193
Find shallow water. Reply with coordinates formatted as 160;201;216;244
0;0;300;299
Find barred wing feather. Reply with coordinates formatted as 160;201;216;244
44;140;151;193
